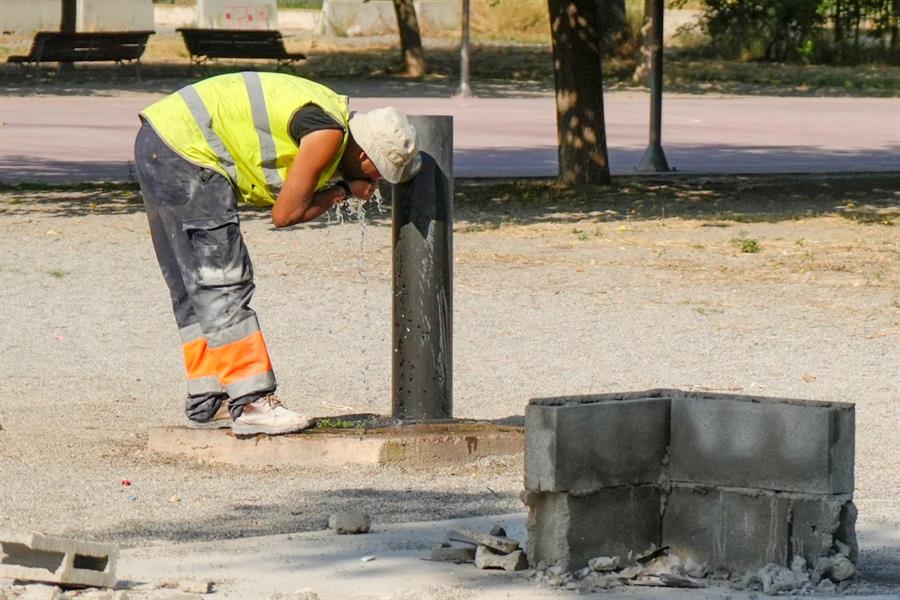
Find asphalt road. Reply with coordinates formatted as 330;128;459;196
0;90;897;183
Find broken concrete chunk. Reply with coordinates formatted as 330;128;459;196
79;591;114;600
474;545;528;571
488;524;507;538
790;555;807;575
834;539;852;558
826;554;856;582
631;573;704;588
587;556;619;572
450;527;519;554
0;532;118;589
756;564;807;595
327;511;371;535
18;585;62;600
683;556;709;579
816;578;837;593
426;543;476;563
178;580;214;594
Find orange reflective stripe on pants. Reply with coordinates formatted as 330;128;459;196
182;336;218;380
216;329;273;387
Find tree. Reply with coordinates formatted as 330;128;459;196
547;0;612;185
392;0;426;76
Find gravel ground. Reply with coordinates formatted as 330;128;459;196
0;182;898;588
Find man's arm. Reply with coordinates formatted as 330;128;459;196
271;130;372;228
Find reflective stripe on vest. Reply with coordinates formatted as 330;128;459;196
177;85;238;183
242;72;283;196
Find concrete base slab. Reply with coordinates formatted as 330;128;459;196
109;513;898;600
147;422;524;467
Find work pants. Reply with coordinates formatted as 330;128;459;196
134;121;276;420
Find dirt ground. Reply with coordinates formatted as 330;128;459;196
0;174;898;587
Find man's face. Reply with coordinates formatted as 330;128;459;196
358;153;382;182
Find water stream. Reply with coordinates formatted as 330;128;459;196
327;188;387;414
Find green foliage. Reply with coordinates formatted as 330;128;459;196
731;236;762;253
675;0;899;64
277;0;323;8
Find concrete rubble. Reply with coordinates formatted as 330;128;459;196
527;524;861;595
524;389;858;576
0;533;118;589
0;587;130;600
327;511;371;535
422;543;476;563
432;524;528;572
474;546;528;571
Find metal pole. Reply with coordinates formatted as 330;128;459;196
456;0;474;97
390;116;454;421
637;0;670;172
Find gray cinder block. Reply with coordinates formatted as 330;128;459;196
526;486;660;572
790;496;857;563
328;511;371;534
670;392;854;494
525;393;670;493
662;484;792;573
0;531;118;588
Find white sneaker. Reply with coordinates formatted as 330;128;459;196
231;394;315;436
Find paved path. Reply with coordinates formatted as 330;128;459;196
117;512;898;599
0;91;897;183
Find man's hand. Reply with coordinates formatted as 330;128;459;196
347;178;378;201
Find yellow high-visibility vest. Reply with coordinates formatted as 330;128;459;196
140;72;350;207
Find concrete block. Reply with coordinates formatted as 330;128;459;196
426;543;475;563
526;486;660;572
525;393;670;493
670;392;854;494
790;496;857;563
474;546;528;571
662;484;791;573
148;422;523;467
0;532;118;588
328;511;371;535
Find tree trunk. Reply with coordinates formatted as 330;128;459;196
633;0;652;83
392;0;426;77
548;0;612;185
834;0;844;62
59;0;77;74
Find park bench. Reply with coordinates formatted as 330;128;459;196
7;31;155;79
176;28;306;72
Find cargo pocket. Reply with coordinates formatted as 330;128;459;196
183;214;253;288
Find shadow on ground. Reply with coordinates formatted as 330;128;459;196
2;173;898;227
90;488;521;545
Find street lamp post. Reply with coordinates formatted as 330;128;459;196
637;0;670;172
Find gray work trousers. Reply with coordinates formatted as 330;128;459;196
134;121;276;420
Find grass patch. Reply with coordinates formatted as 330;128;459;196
731;236;761;253
315;417;363;429
47;270;68;278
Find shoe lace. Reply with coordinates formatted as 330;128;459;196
263;393;283;410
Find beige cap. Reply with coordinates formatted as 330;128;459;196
349;107;421;184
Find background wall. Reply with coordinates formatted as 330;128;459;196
0;0;154;33
196;0;278;29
